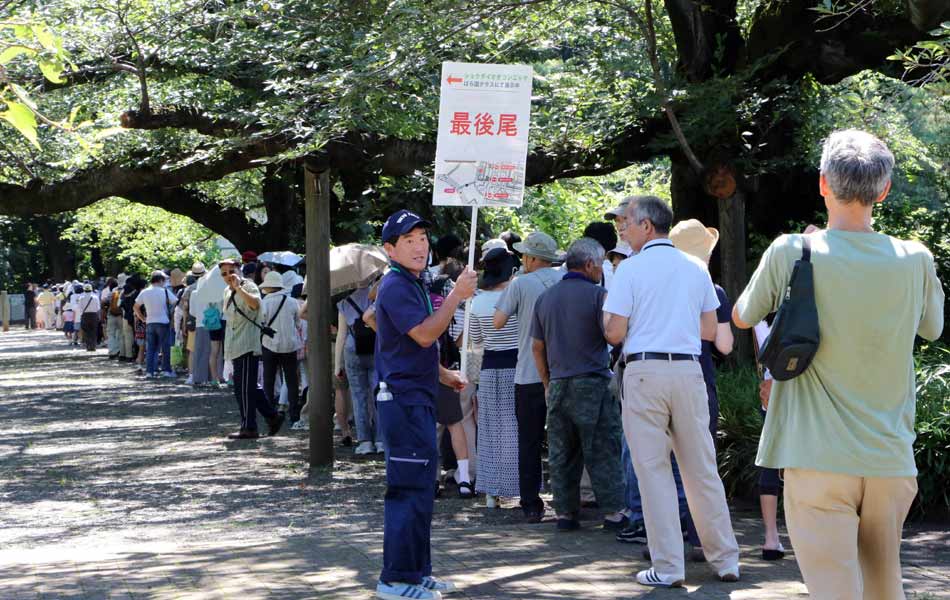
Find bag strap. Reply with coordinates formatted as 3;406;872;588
801;235;811;262
83;297;93;313
227;288;266;332
345;297;366;324
266;295;287;328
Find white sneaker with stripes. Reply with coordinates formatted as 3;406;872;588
420;576;457;594
376;580;442;600
636;568;684;588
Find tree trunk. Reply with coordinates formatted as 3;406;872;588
306;169;334;467
259;164;305;252
89;231;105;278
32;216;76;281
717;190;751;363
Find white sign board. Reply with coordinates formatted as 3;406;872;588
432;62;533;207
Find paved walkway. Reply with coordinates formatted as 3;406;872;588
1;329;948;599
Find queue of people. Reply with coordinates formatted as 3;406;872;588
366;129;943;600
31;250;311;440
14;129;943;600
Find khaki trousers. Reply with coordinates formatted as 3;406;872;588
784;468;917;600
622;359;739;579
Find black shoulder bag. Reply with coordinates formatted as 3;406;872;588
757;236;820;381
227;291;284;339
345;297;376;355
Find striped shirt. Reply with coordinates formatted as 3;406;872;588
223;279;262;360
469;289;519;352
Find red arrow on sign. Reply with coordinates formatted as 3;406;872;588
447;76;463;84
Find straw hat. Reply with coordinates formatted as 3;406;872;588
669;219;719;263
169;268;185;287
261;270;286;291
191;261;207;275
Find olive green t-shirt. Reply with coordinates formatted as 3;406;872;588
736;230;944;477
223;279;263;361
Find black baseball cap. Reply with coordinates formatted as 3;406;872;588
382;209;432;244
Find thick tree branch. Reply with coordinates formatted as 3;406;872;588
41;56;266;92
0;135;290;216
744;0;942;85
123;186;259;251
119;106;261;137
0;113;670;221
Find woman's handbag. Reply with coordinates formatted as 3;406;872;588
757;235;820;381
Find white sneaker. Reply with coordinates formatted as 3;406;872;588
420;576;456;595
375;442;386;454
486;495;498;509
184;376;194;385
162;371;176;378
376;581;441;600
355;441;375;455
291;420;309;431
717;565;740;582
636;568;684;588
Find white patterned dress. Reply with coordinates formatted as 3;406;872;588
470;289;521;497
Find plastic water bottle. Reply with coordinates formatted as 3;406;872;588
377;382;393;403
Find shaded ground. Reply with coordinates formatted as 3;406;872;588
1;329;948;599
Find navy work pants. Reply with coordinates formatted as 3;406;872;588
378;396;437;585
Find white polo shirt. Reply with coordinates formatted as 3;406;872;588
603;238;719;356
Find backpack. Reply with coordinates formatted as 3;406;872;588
346;297;376;355
203;304;222;331
429;274;461;369
429;274;452;311
757;236;820;381
109;289;122;316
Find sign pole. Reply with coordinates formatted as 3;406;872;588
459;206;478;379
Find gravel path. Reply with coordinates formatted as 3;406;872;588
1;329;948;599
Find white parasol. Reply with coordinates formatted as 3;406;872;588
258;251;304;267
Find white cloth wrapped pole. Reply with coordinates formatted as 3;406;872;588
459;206;478;380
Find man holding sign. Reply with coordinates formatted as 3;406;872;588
374;209;477;600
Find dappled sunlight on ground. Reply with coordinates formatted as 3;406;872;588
1;329;947;599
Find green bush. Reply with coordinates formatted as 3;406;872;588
912;343;950;518
715;343;950;518
715;366;763;500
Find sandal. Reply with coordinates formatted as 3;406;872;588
457;481;477;498
762;544;786;561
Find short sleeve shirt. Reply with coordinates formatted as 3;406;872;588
223;279;262;360
532;275;610;380
603;239;719;356
135;286;176;324
374;266;439;406
495;267;563;385
736;230;945;477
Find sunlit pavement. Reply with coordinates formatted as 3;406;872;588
1;329;948;599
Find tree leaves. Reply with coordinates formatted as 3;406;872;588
0;101;39;148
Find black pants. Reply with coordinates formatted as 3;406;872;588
233;352;278;432
262;347;300;422
80;313;99;351
515;382;547;513
25;307;36;329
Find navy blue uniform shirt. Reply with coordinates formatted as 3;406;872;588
374;264;439;406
